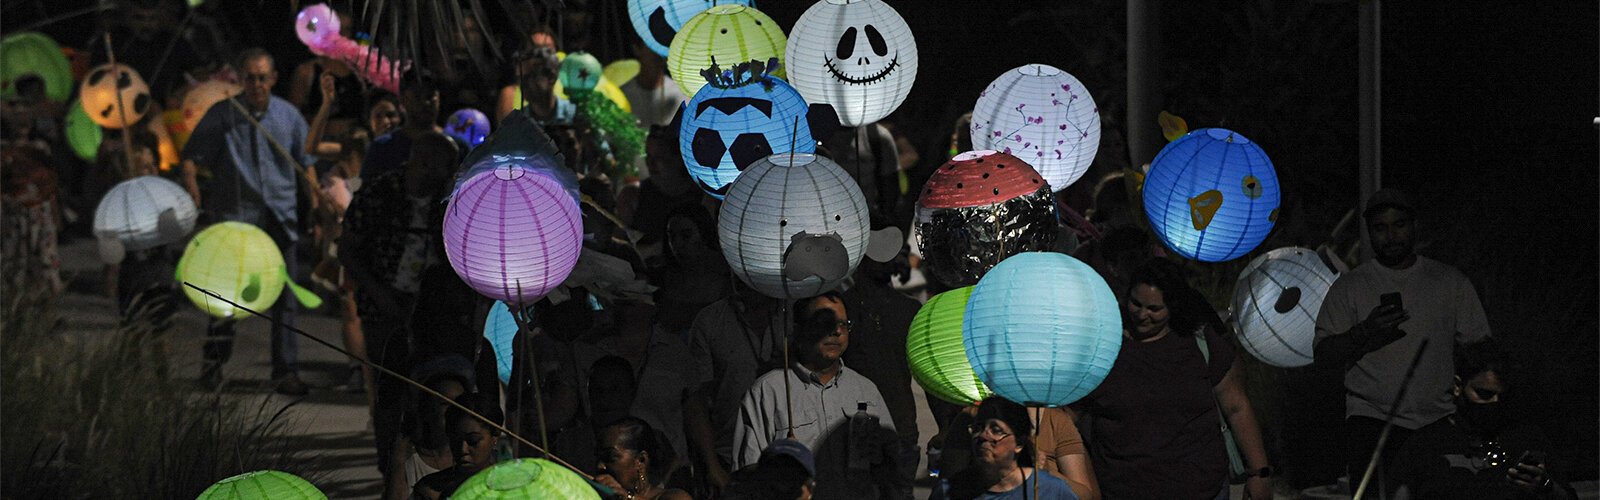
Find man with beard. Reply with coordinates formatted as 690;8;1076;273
1314;188;1493;487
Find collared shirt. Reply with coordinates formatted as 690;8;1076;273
183;95;312;239
687;297;787;460
734;361;896;499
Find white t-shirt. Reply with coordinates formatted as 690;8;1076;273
620;75;686;128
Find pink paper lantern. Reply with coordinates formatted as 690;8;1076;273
443;161;583;305
294;4;339;52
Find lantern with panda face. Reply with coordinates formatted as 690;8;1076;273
80;63;152;129
678;59;816;199
1231;247;1339;368
627;0;755;58
786;0;917;127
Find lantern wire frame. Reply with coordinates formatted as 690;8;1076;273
1231;247;1337;368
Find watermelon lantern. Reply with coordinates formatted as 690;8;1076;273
914;150;1058;287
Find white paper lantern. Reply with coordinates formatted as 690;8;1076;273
1231;247;1339;368
718;153;869;299
785;0;917;127
93;176;198;255
970;64;1100;191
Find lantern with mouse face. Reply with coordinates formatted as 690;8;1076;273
719;153;876;299
79;63;152;129
627;0;755;58
677;59;816;199
786;0;917;127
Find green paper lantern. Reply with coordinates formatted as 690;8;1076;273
197;470;325;499
452;459;601;500
667;4;787;98
176;222;323;319
907;287;993;405
0;32;73;103
559;52;603;92
65;99;101;162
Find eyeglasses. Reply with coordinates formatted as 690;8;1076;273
833;320;853;334
243;73;274;84
968;422;1011;440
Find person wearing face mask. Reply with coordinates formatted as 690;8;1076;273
1389;340;1574;500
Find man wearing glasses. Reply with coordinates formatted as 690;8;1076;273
733;292;909;499
181;47;314;395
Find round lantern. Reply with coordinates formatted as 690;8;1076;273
446;108;492;147
908;287;994;405
294;3;341;52
178;222;321;318
558;52;603;92
963;252;1121;408
197;470;325;500
443;161;584;305
719;153;869;299
182;80;241;139
667;4;787;98
785;0;917;127
1142;128;1280;262
453;459;600;500
1;32;73;103
93;176;197;255
628;0;755;57
914;150;1057;287
79;63;152;129
1231;247;1338;368
484;300;528;384
969;64;1101;191
679;68;814;199
604;59;640;86
65;99;101;162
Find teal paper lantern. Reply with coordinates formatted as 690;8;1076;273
907;287;993;405
963;252;1121;407
452;458;600;500
1142;128;1280;262
558;52;603;92
196;470;325;499
484;300;529;384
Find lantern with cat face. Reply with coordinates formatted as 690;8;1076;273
675;59;836;199
786;0;917;127
79;63;151;129
627;0;754;58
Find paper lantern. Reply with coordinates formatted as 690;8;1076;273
453;459;600;500
197;470;325;500
443;161;584;305
65;99;101;162
1142;128;1280;262
785;0;917;127
177;222;322;318
908;287;994;405
603;59;640;86
559;52;603;92
181;80;241;140
484;300;528;384
963;252;1121;407
1231;247;1338;368
446;108;492;147
667;4;787;98
1;32;73;103
719;153;868;299
294;4;340;52
628;0;755;57
970;64;1101;191
679;67;814;199
79;63;151;129
93;176;197;254
914;150;1057;287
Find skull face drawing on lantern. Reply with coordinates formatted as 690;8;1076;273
786;0;918;127
79;63;152;129
627;0;755;57
676;59;817;199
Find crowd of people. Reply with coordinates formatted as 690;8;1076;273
0;2;1582;500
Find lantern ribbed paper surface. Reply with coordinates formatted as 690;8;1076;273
917;150;1049;208
628;0;754;57
453;459;600;500
446;108;492;147
667;5;787;98
444;163;583;305
785;0;917;127
970;64;1100;191
93;176;198;252
1;32;73;103
1143;128;1280;262
680;72;814;199
177;222;291;318
1232;247;1338;368
908;287;993;405
964;252;1121;408
79;63;151;129
197;470;326;500
719;153;869;299
484;300;524;384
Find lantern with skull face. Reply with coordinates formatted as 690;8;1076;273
628;0;754;58
79;63;152;129
786;0;918;127
677;59;816;199
1231;247;1339;368
667;4;787;98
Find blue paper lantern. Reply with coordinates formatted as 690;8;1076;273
680;68;814;199
963;252;1121;407
446;108;491;147
1142;128;1280;262
627;0;754;58
484;300;526;384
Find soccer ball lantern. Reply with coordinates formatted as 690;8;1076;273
718;153;869;299
667;4;787;98
79;63;152;129
970;64;1101;191
1142;128;1280;262
679;60;815;199
627;0;754;58
785;0;917;127
1231;247;1339;367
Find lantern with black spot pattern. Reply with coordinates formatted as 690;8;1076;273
79;63;152;129
1143;127;1280;262
679;60;814;199
785;0;917;127
627;0;754;58
970;64;1100;191
1231;247;1338;367
667;4;787;98
718;153;868;299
